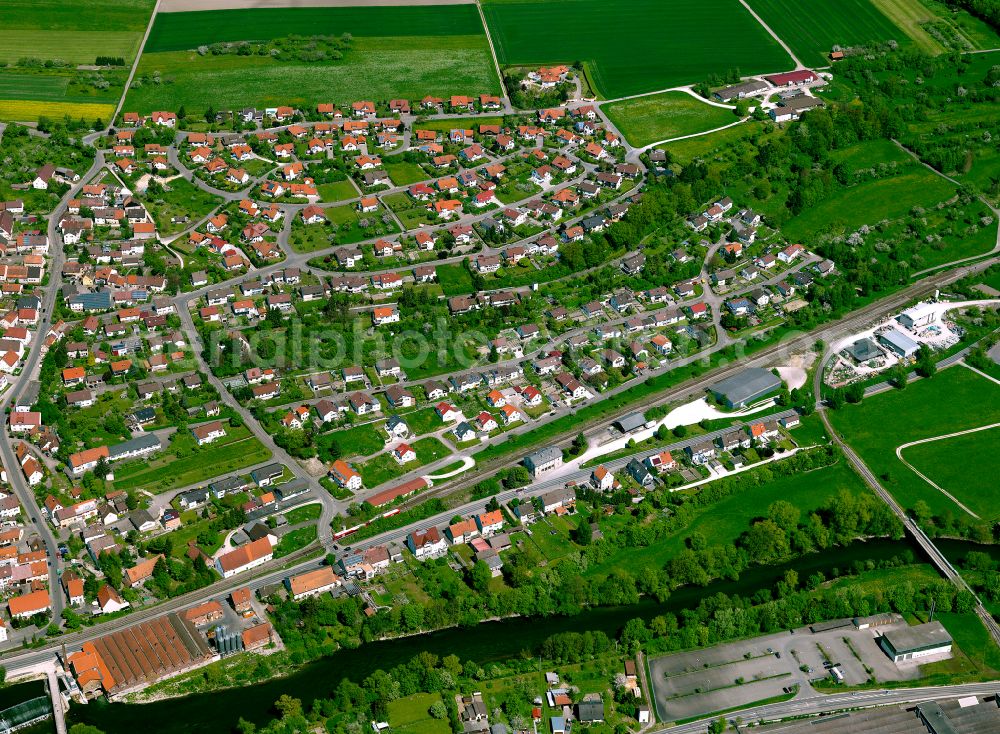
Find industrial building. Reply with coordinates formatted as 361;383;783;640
708;368;782;408
878;620;952;663
898;303;938;330
878;328;920;359
66;612;215;699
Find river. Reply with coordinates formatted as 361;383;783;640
68;535;965;733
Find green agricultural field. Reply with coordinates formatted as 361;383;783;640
875;0;1000;51
0;0;155;64
0;0;155;122
482;0;793;99
780;167;956;242
746;0;931;66
830;366;1000;518
603;91;737;147
902;426;1000;521
125;7;500;115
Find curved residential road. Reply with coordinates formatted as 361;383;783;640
896;421;1000;519
0;150;109;623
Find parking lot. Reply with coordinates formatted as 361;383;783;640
648;621;922;722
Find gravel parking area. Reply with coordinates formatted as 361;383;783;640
648;623;921;722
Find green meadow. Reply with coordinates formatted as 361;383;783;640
125;6;500;115
603;91;737;147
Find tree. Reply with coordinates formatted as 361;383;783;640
467;561;493;594
429;700;448;719
708;718;727;734
274;694;303;719
572;515;592;546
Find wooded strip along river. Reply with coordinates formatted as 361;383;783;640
69;536;989;733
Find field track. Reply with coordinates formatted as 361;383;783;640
160;0;472;10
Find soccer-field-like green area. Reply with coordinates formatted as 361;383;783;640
603;91;737;147
904;426;1000;521
830;366;1000;519
481;0;794;99
125;6;501;115
744;0;921;66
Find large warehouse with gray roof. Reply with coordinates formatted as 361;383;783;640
708;368;782;408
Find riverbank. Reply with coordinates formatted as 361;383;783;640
68;535;939;734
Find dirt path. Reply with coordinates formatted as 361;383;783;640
160;0;473;10
735;0;804;69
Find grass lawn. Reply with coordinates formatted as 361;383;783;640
357;437;450;487
830;366;1000;517
316;423;385;461
920;611;1000;681
112;426;272;493
586;460;868;577
781;168;956;243
384;161;429;186
144;178;223;236
318;179;357;203
436;262;475;296
902;425;1000;521
482;0;793;98
660;120;767;164
415;117;503;134
288;221;336;254
283;503;322;525
400;407;443;436
747;0;934;66
126;6;500;115
388;693;450;734
274;525;318;559
603;92;736;148
829;138;913;171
